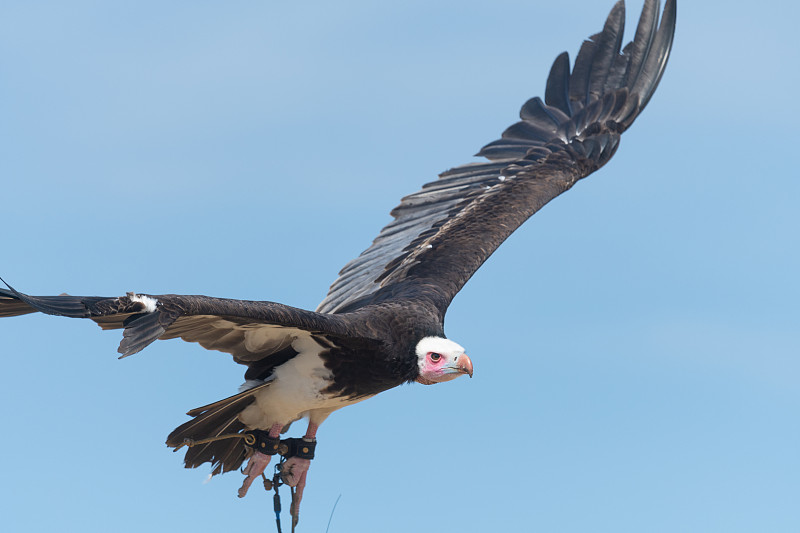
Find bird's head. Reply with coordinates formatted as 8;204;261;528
414;336;473;385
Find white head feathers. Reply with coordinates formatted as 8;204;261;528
415;336;465;362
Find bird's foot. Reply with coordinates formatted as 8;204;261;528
281;457;310;528
280;456;310;487
238;451;272;498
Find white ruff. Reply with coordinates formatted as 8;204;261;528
129;293;158;313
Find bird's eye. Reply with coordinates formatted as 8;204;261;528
429;352;442;362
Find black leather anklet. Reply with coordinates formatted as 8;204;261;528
281;437;316;460
245;429;281;455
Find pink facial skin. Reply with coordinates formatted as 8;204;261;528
417;351;473;384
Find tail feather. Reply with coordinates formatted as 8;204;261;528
182;419;248;475
167;382;271;475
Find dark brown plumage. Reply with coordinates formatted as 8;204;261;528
0;0;676;494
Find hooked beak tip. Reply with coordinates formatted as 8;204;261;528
460;354;474;378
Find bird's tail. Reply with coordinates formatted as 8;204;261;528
166;382;271;475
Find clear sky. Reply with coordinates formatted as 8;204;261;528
1;1;798;532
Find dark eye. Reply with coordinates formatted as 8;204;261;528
429;352;442;362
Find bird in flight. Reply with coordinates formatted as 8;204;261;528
1;0;675;527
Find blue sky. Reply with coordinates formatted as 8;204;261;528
1;1;798;531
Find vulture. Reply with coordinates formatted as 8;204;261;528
0;0;676;526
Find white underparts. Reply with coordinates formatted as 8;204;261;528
238;332;367;430
128;293;158;313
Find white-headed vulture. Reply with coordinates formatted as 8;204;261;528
0;0;676;526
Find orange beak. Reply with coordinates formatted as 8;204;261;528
456;353;473;378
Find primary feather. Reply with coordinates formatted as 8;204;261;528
318;0;675;315
0;0;676;489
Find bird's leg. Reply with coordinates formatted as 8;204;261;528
283;422;317;528
238;422;283;498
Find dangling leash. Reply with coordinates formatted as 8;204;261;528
262;457;290;533
178;430;315;533
259;439;315;533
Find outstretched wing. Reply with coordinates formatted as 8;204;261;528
0;285;355;374
317;0;675;315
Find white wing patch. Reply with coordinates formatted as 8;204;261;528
128;293;158;313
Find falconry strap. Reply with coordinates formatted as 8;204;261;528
177;430;315;463
245;429;282;455
242;431;316;460
261;452;309;533
280;437;316;460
